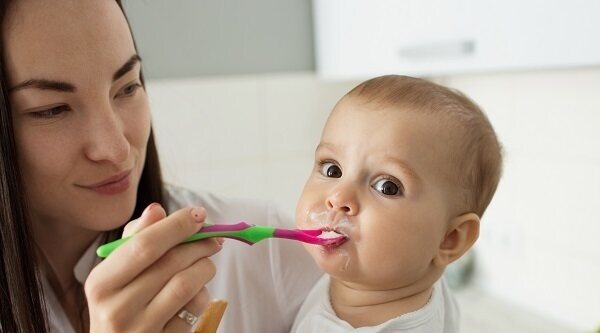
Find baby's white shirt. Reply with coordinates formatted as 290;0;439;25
291;275;459;333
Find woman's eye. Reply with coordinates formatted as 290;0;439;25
116;82;142;98
372;178;403;196
319;162;342;178
31;104;71;118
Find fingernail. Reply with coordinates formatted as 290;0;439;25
215;237;225;245
142;202;160;217
190;207;206;223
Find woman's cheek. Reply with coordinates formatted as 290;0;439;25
122;97;152;146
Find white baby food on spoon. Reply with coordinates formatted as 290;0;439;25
318;230;344;239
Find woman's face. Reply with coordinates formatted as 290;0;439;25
3;0;151;232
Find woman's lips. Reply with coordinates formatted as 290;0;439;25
82;170;132;195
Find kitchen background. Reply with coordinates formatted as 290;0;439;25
124;1;600;332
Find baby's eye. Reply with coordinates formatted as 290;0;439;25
319;162;342;178
372;178;403;196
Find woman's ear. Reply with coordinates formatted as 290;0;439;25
433;212;480;267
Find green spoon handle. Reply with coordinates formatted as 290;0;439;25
96;222;274;258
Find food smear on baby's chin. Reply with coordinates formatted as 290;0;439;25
318;245;351;272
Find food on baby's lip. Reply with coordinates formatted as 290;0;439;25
318;230;345;239
316;229;347;248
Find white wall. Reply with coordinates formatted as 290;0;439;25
147;68;600;331
445;68;600;331
146;73;357;214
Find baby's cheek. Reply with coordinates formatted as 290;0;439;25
294;209;309;230
361;244;422;285
294;201;306;229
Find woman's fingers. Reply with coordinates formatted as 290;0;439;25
164;288;210;332
121;238;222;308
87;207;207;295
85;206;225;332
149;258;216;330
122;203;167;237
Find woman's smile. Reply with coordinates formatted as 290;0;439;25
79;169;132;195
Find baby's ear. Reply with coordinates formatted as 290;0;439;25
433;213;480;267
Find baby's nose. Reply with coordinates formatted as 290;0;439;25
325;191;358;215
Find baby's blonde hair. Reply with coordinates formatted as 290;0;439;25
345;75;502;217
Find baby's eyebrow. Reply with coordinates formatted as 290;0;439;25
383;156;421;183
315;142;337;153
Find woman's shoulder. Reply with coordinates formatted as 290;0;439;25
163;183;293;228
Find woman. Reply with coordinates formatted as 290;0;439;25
0;0;320;332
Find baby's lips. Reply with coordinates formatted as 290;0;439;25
317;229;348;247
318;229;345;239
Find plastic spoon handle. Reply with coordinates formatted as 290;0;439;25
96;223;274;258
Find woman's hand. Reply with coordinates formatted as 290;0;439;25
85;204;222;332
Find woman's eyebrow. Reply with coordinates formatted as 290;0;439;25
8;54;142;93
113;54;141;81
9;79;76;93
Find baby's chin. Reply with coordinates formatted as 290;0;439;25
305;241;354;276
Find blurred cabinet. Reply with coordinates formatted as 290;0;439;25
313;0;600;79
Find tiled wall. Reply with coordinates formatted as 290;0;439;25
146;69;600;331
146;73;357;214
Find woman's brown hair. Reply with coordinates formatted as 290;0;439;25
0;1;165;331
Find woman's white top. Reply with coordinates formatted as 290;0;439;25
43;185;322;333
291;275;460;333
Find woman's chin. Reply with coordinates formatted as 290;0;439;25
86;204;136;232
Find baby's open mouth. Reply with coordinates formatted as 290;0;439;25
317;228;347;247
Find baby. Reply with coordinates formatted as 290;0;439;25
292;75;502;332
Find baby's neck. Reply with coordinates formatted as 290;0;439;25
329;277;434;328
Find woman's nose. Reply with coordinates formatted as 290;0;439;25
83;104;130;164
325;187;359;215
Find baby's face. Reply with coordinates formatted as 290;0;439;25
296;98;456;290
